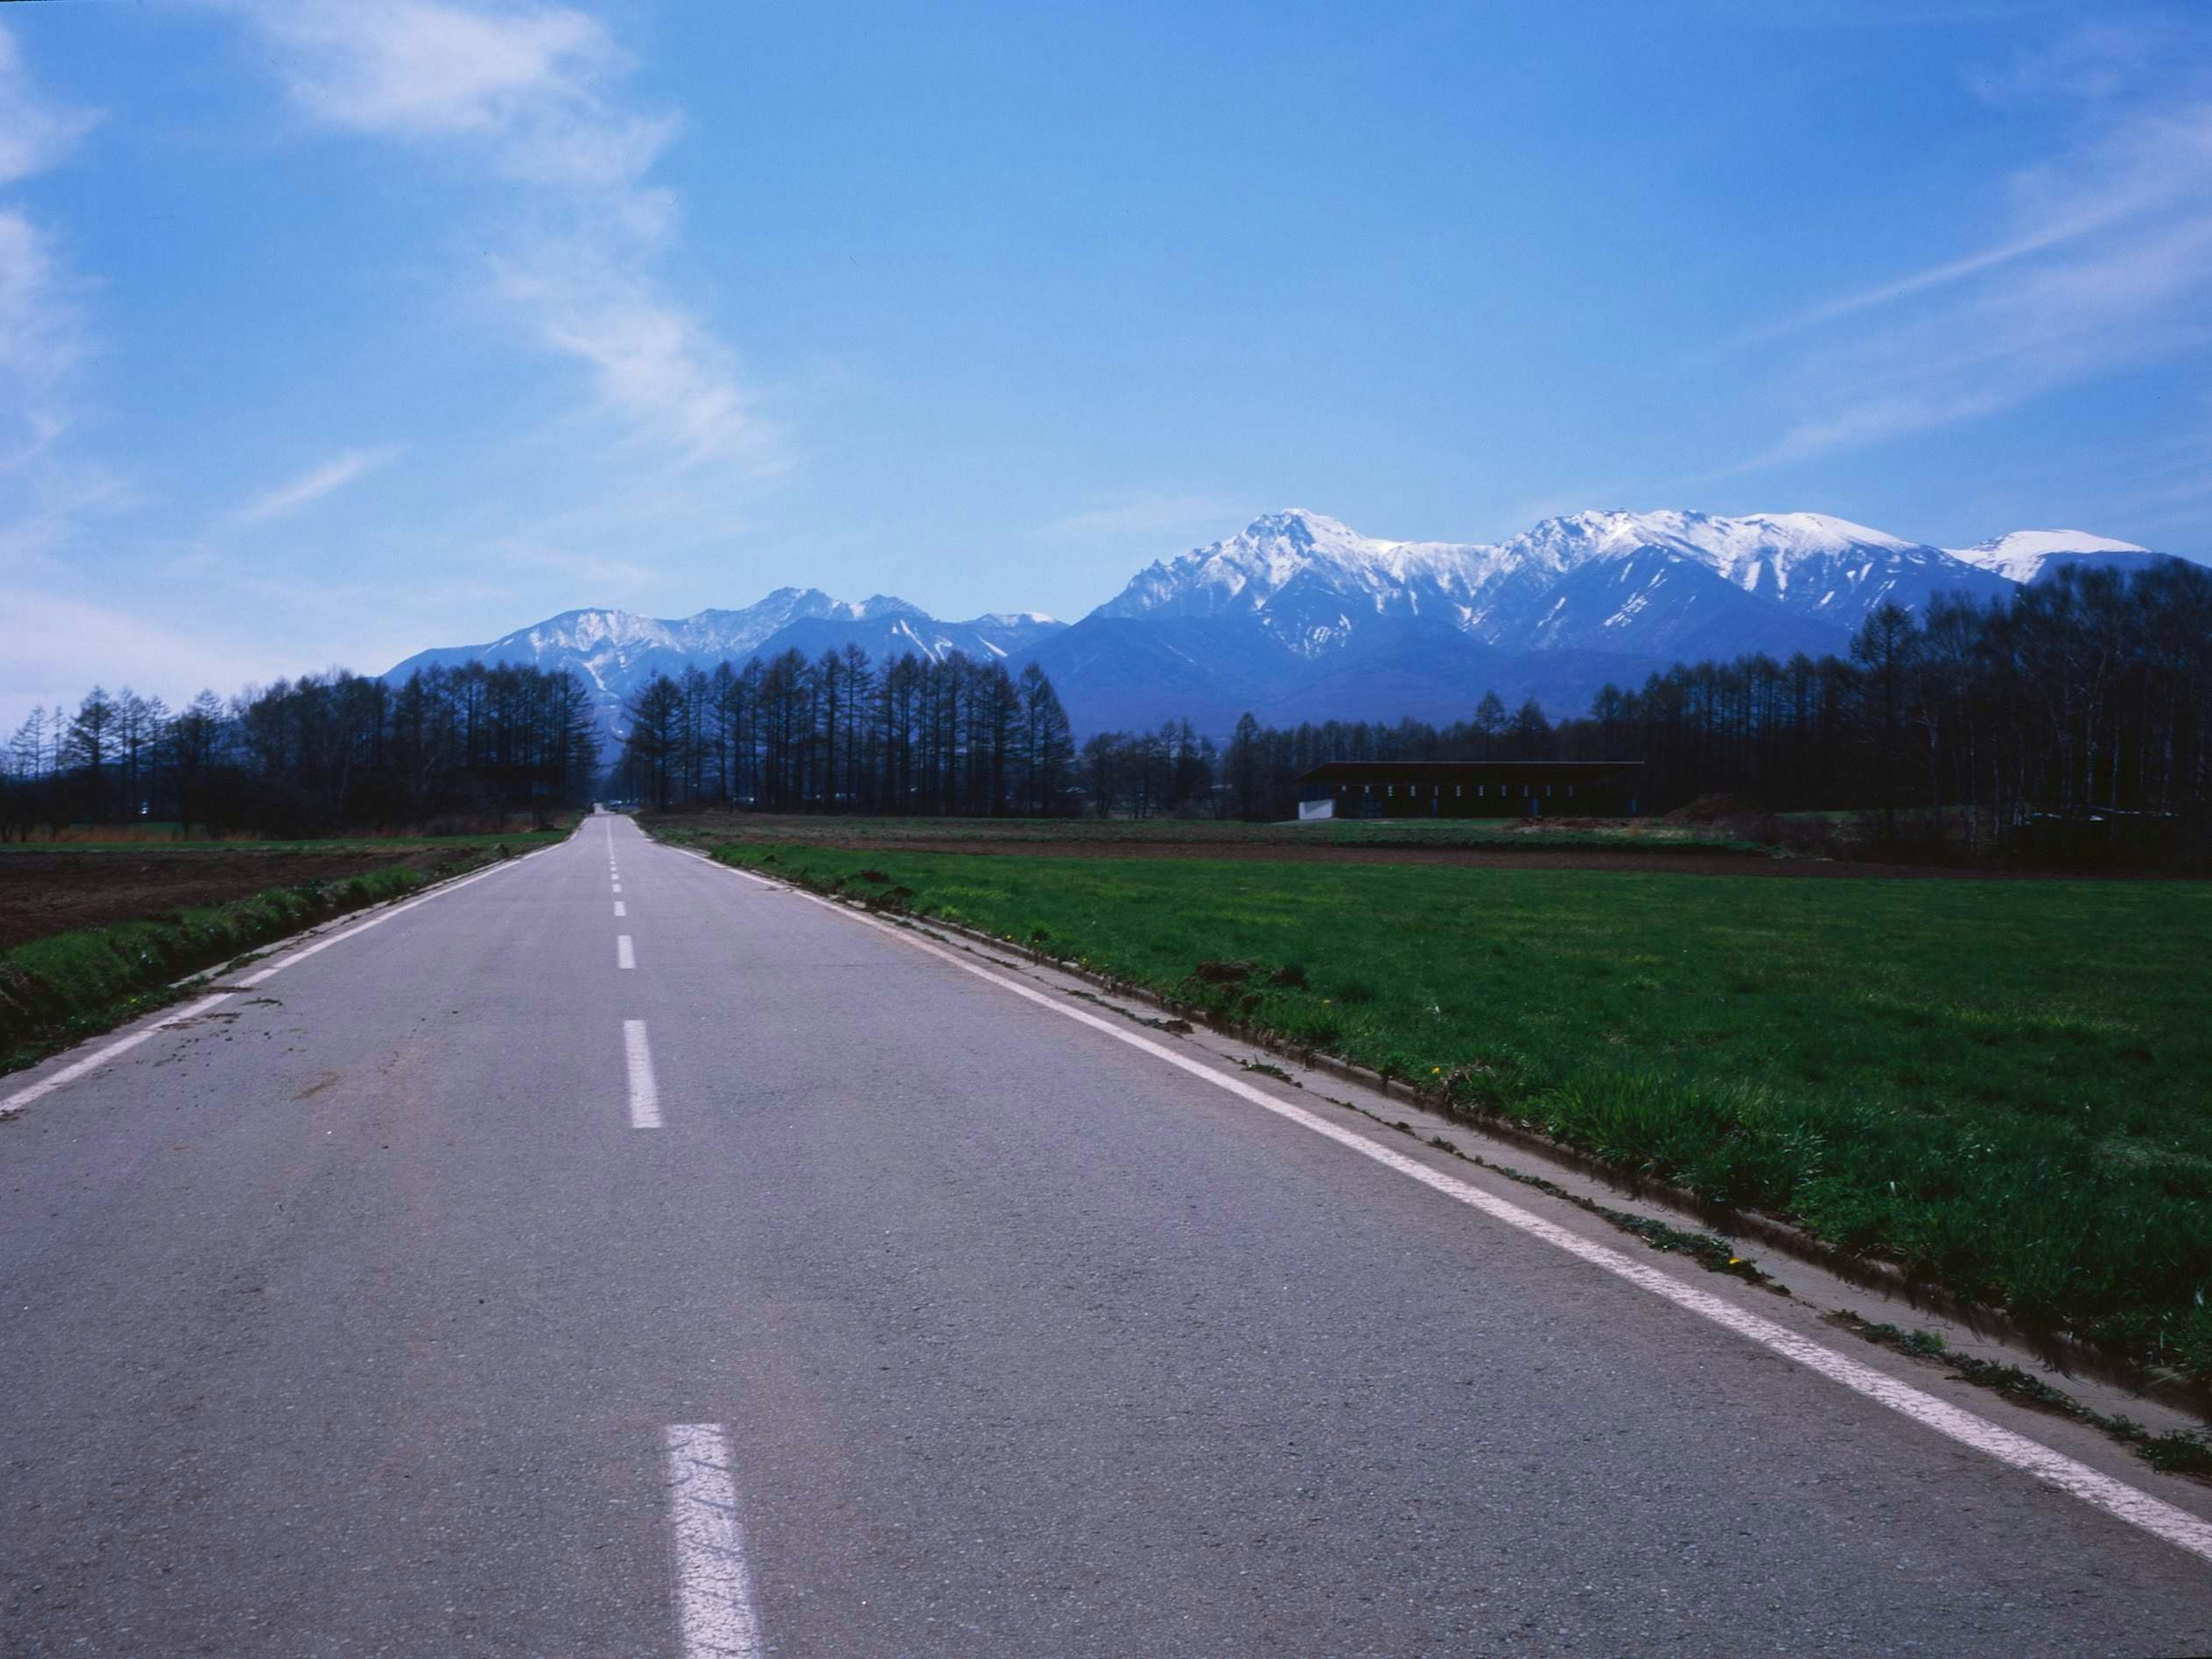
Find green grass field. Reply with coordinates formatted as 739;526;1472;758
646;811;1769;855
707;838;2212;1386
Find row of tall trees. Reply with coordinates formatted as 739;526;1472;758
1587;561;2212;848
611;648;1080;817
12;561;2206;856
1213;691;1585;820
1205;562;2212;858
1;664;600;839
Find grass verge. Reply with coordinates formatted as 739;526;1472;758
700;839;2212;1389
1835;1315;2212;1478
0;843;522;1076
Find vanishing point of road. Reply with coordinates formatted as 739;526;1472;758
5;813;2211;1657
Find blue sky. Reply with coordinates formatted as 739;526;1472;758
2;1;2209;728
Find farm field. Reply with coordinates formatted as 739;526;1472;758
642;810;1877;880
646;808;1751;850
643;810;2180;880
0;830;569;951
699;835;2212;1387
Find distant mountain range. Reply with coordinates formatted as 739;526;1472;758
385;509;2191;748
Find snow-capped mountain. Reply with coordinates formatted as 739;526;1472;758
386;589;1063;752
386;507;2193;747
1034;507;2184;733
1946;530;2161;585
392;589;848;690
1094;510;1508;656
1097;508;2014;652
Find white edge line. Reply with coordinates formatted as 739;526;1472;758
1;843;555;1118
698;853;2212;1569
625;1018;662;1129
664;1423;764;1659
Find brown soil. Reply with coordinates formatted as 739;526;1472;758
740;835;2124;880
0;850;459;952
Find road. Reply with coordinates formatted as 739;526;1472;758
4;811;2210;1657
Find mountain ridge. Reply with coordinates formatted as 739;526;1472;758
387;509;2194;749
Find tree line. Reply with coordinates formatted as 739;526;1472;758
12;559;2208;858
1211;560;2212;859
1;664;600;839
1589;559;2212;851
612;648;1079;816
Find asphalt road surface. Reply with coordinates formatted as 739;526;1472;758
5;812;2211;1657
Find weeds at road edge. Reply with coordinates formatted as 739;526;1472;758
1833;1313;2212;1479
0;846;517;1078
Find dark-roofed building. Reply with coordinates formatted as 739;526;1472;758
1294;760;1643;821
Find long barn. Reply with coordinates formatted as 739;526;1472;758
1294;760;1644;820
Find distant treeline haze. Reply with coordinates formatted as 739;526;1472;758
1221;562;2212;843
7;560;2207;847
1;664;600;838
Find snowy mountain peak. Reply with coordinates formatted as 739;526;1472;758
384;506;2190;755
1948;529;2157;584
1964;529;2150;558
1085;504;2147;660
1210;509;1412;577
1093;509;1500;652
387;588;1066;754
1508;509;1918;581
839;594;931;622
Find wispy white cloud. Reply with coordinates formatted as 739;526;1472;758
1043;490;1247;541
233;445;403;525
0;585;259;726
0;26;100;187
0;22;99;474
0;207;82;471
0;21;123;605
225;0;772;471
1975;17;2199;107
1727;19;2212;474
490;252;772;471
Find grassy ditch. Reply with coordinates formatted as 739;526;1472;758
0;845;520;1075
706;840;2212;1388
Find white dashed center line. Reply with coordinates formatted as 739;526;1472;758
664;1425;763;1658
624;1019;662;1129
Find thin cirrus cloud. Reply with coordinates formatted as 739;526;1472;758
0;22;99;455
0;26;101;188
1043;491;1250;541
232;445;404;527
0;21;107;568
222;0;772;472
0;207;80;471
1729;20;2212;474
